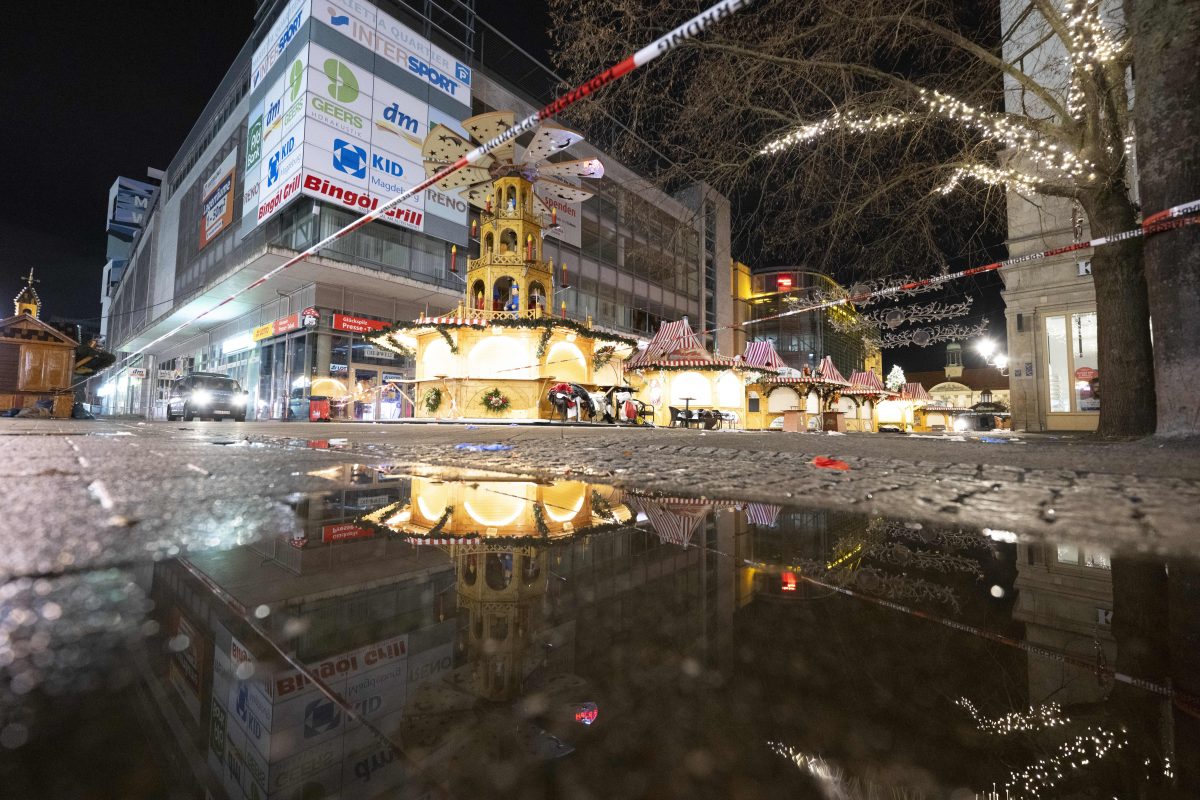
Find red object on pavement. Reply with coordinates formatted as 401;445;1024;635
812;456;850;471
309;398;331;421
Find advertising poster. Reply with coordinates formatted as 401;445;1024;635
200;151;238;249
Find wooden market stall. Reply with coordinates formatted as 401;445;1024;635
625;318;747;428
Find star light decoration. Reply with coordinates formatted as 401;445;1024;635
830;297;974;333
878;320;989;349
957;698;1068;735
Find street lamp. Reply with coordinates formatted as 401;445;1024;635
975;338;1009;375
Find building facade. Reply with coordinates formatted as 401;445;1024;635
997;1;1121;432
99;0;730;420
738;268;876;380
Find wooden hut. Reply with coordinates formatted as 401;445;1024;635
1;272;78;418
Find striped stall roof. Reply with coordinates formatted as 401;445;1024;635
634;497;706;548
417;315;488;326
626;317;738;369
816;355;849;386
742;340;787;370
744;502;782;527
843;370;893;396
901;382;932;402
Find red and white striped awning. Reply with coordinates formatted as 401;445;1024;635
416;315;488;326
901;382;932;401
631;495;719;549
742;340;787;370
816;356;850;386
404;536;478;546
627;317;736;370
743;502;782;527
843;370;892;396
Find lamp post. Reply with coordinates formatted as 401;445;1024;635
975;338;1009;376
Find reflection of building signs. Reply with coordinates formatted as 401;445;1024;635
304;697;342;737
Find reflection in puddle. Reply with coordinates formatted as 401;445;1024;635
1;465;1197;798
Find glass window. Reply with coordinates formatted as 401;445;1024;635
1073;312;1099;412
1045;316;1071;412
1055;544;1079;564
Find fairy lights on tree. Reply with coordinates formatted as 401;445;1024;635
550;0;1155;435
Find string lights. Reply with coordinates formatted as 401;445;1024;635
957;698;1068;735
757;110;915;155
1005;726;1126;798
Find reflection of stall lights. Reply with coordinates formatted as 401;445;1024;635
291;376;310;389
983;528;1019;543
464;499;523;528
543;494;586;523
825;544;862;570
953;417;970;432
781;571;797;591
575;703;599;725
385;508;412;526
305;466;345;481
416;495;446;522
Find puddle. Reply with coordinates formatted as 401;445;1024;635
1;466;1197;798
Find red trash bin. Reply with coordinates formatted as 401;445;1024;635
309;397;331;421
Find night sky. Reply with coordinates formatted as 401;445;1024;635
2;0;998;373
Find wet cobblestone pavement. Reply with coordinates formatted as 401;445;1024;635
1;419;1198;798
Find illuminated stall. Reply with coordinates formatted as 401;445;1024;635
369;112;636;420
625;318;748;428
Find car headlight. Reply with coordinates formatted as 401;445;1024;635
191;389;213;405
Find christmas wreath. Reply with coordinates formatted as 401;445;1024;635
481;387;510;413
422;386;442;413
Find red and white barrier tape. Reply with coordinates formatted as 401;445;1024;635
114;0;754;366
752;562;1200;719
741;197;1200;330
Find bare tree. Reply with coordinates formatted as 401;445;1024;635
550;0;1154;436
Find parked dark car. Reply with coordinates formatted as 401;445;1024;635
166;373;248;421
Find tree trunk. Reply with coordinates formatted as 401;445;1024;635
1127;0;1200;438
1081;186;1157;437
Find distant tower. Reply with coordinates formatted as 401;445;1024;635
944;342;964;379
14;269;41;318
467;175;555;314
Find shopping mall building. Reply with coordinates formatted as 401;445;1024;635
99;0;733;420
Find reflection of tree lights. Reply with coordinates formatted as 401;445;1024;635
781;571;797;591
1006;726;1126;797
957;698;1067;734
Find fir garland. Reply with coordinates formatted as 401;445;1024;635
437;328;459;354
422;386;442;413
374;316;637;349
590;490;617;522
481;387;510;413
592;345;616;371
426;506;455;539
533;503;551;538
536;328;553;360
